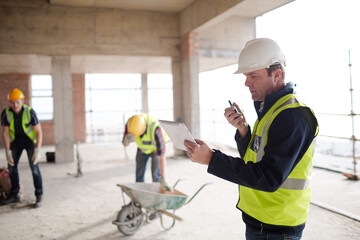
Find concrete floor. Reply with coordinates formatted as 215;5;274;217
1;142;360;240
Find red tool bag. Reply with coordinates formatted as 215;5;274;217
0;167;11;200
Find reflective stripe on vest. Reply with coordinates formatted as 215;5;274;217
137;120;158;153
256;98;298;162
135;114;169;154
238;94;318;226
255;97;310;191
135;113;159;154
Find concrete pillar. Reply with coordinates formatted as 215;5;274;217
141;73;149;113
172;57;183;122
171;57;185;156
51;55;74;163
181;32;200;139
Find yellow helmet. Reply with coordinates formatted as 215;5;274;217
8;88;25;101
127;115;146;137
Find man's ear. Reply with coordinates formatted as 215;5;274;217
273;68;282;83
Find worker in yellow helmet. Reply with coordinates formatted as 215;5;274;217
1;88;43;207
122;113;171;191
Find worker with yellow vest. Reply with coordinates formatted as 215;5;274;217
184;38;318;239
1;88;43;207
122;114;171;191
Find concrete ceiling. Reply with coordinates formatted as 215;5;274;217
49;0;196;12
0;0;294;74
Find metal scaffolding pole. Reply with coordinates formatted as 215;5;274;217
347;50;358;179
318;50;359;180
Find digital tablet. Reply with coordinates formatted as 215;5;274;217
159;120;196;151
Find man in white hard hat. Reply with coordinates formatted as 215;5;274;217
184;38;318;239
122;114;172;192
1;88;43;207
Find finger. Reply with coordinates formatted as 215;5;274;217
224;106;237;115
184;139;196;145
228;112;241;122
224;109;230;118
232;101;239;110
184;145;192;153
184;140;196;149
233;102;244;114
224;106;234;113
224;109;236;120
228;115;243;128
185;142;197;153
195;139;204;145
230;113;245;124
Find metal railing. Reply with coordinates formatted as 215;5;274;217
313;50;358;179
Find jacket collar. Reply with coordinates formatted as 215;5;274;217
254;82;295;120
8;105;24;116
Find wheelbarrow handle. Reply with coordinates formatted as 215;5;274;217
159;210;184;222
185;182;213;205
172;178;185;189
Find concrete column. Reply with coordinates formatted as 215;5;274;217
172;57;183;122
141;73;149;113
181;32;200;139
51;55;74;163
171;57;185;156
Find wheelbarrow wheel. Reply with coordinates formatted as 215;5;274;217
116;203;143;236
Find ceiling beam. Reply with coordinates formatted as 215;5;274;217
179;0;245;35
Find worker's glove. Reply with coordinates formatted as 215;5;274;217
159;177;173;192
32;148;41;165
5;150;14;167
122;133;135;147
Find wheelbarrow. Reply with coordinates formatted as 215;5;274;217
112;179;211;236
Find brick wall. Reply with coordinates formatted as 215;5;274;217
72;74;86;143
0;73;31;113
0;73;86;148
40;121;55;145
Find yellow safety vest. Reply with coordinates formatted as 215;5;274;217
238;94;318;226
6;104;37;143
135;114;168;154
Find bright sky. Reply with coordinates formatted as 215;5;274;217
256;0;360;138
200;0;360;145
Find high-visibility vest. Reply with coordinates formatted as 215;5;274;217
6;105;37;143
238;94;318;226
135;114;168;154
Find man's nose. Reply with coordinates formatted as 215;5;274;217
244;77;251;87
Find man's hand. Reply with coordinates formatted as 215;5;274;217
122;133;135;147
224;101;248;137
32;148;41;165
184;139;213;165
159;177;173;192
5;150;14;166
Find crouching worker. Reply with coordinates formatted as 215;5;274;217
1;88;43;207
122;114;172;192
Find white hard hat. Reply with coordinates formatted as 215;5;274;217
234;38;286;74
